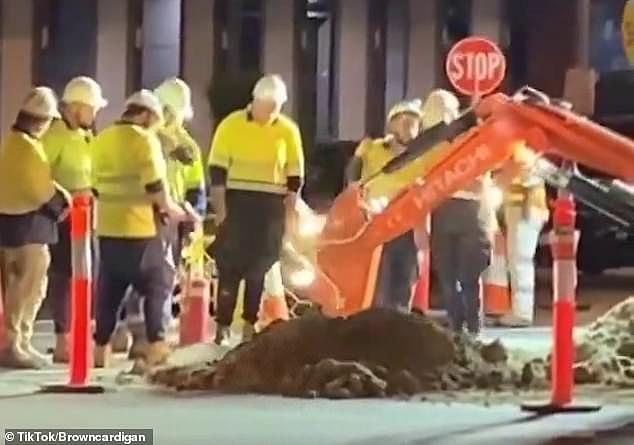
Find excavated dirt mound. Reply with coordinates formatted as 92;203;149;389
568;296;634;387
149;298;634;399
515;296;634;390
150;308;537;398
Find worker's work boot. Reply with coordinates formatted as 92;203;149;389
241;322;256;343
94;344;112;368
128;335;149;360
144;341;171;368
111;324;132;353
22;343;51;368
0;344;42;369
52;334;69;363
214;325;231;346
498;313;531;328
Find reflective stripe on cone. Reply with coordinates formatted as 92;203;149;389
483;230;510;315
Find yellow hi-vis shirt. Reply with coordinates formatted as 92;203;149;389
208;109;304;194
503;145;548;212
42;119;93;193
0;130;57;214
358;137;449;202
91;123;167;238
157;124;205;202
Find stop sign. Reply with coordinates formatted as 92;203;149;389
445;37;506;96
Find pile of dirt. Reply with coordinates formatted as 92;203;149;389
150;308;543;398
567;296;634;387
514;297;634;389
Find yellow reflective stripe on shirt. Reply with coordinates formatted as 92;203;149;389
227;179;288;195
96;174;140;185
97;193;151;204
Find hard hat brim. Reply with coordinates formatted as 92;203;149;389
95;97;109;109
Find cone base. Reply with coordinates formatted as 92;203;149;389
520;400;602;414
40;383;106;394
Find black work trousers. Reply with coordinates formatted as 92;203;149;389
431;198;490;334
94;235;175;345
47;218;98;334
373;230;418;313
210;190;286;327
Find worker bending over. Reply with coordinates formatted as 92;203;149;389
91;90;195;367
345;100;424;312
113;78;206;358
0;87;71;368
427;90;494;337
42;76;107;363
208;74;304;345
495;147;548;327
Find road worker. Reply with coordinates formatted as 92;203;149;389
426;89;494;336
208;74;304;345
345;99;425;312
42;76;107;363
495;147;549;327
0;87;71;368
111;78;206;358
91;89;196;368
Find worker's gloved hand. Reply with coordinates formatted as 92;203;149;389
169;146;195;165
182;201;202;224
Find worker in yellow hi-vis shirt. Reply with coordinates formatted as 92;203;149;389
208;74;304;345
112;78;207;359
495;146;548;327
0;87;71;369
345;99;424;313
91;90;197;368
42;76;108;363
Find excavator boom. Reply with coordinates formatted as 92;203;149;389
300;88;634;317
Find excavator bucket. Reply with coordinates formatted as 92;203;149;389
315;184;382;316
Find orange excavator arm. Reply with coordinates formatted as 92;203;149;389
306;88;634;317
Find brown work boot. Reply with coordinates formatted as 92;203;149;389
214;325;231;346
94;344;112;368
128;335;149;360
111;325;132;353
52;334;69;363
241;322;256;343
144;341;171;368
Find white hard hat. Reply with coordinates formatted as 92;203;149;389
387;99;423;122
20;87;60;119
125;89;164;122
154;77;193;121
252;74;288;104
421;89;460;128
62;76;108;109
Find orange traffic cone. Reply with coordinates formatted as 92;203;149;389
179;277;211;346
483;230;511;316
258;262;289;329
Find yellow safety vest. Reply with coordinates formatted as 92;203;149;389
158;124;205;202
91;123;167;238
42;119;92;193
502;146;548;211
0;130;57;215
208;109;304;195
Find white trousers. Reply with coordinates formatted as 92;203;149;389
504;206;546;322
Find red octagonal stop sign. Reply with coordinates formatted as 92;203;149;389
446;36;506;97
